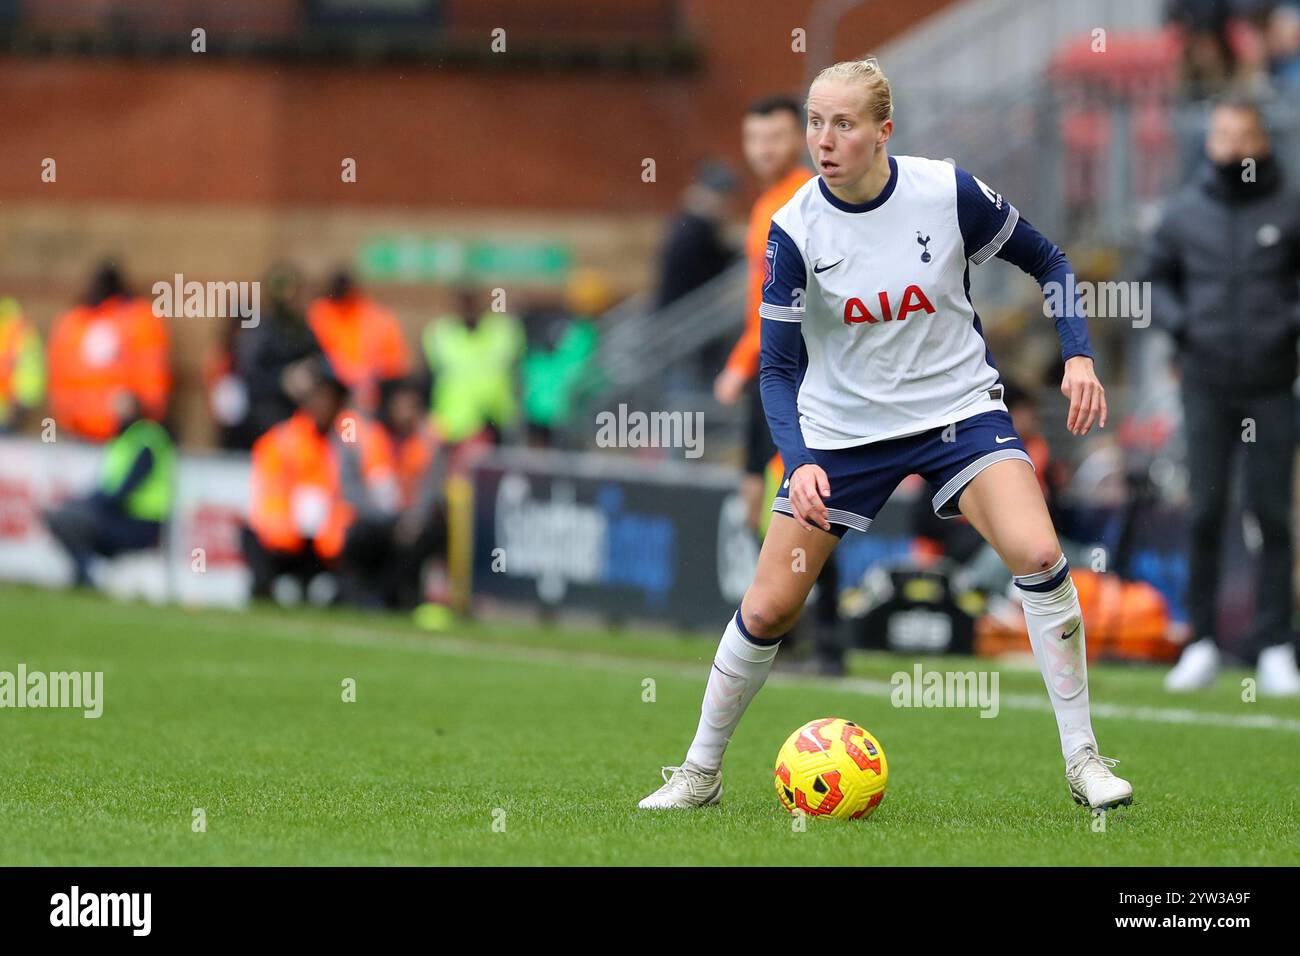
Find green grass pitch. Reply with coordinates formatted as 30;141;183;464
1;583;1298;866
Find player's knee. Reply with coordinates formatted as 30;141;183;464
1017;542;1062;576
742;596;800;640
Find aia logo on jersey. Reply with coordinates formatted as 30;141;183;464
843;285;936;325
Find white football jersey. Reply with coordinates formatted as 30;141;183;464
759;154;1018;449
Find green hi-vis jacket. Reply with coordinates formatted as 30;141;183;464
423;312;524;443
99;418;176;522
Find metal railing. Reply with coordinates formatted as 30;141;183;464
565;260;747;455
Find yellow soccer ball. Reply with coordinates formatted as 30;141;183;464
774;717;888;820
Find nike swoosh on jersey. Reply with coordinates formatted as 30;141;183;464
813;258;844;273
994;435;1016;444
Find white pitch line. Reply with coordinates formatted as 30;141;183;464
822;675;1300;733
191;613;1300;734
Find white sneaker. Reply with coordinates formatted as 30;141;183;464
271;574;303;607
1164;637;1220;692
1066;746;1133;810
637;762;722;809
306;572;339;607
1257;644;1300;697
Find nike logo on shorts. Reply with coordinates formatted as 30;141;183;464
994;435;1016;444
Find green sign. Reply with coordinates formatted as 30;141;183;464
358;236;572;283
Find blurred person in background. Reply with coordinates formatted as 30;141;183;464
307;269;412;415
0;296;46;432
654;160;738;312
1228;0;1280;95
48;262;170;442
205;263;322;450
1142;94;1300;695
243;360;398;607
422;286;524;456
1266;3;1300;93
714;96;813;528
521;268;612;447
43;392;174;587
654;160;738;386
372;377;447;609
1166;0;1237;99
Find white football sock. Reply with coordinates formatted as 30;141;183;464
684;611;781;772
1014;555;1098;761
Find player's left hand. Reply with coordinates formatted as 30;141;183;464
1061;355;1106;436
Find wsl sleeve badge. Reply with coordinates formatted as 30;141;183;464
774;717;888;820
763;239;777;294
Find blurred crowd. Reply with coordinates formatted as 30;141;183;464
1;260;615;610
1168;0;1300;98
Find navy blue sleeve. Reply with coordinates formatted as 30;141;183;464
757;221;815;472
955;167;1018;264
957;166;1092;362
995;216;1093;361
105;446;155;505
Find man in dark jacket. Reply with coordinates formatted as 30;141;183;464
654;161;738;312
221;263;323;448
1142;94;1300;695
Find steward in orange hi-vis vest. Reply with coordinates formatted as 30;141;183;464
48;265;170;442
307;272;411;413
248;407;396;563
722;166;813;384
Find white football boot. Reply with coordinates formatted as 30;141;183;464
1066;746;1133;810
1164;637;1220;692
1257;644;1300;697
637;762;722;809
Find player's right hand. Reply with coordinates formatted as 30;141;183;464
789;463;833;533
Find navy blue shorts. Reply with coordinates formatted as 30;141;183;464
772;410;1034;537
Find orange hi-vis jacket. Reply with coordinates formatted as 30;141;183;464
723;166;814;382
249;409;396;560
48;296;170;441
393;423;442;511
307;295;412;411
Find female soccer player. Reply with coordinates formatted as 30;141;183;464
640;58;1132;812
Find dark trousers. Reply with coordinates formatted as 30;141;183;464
1182;380;1296;660
239;525;328;599
811;554;842;665
340;511;446;610
44;496;161;586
